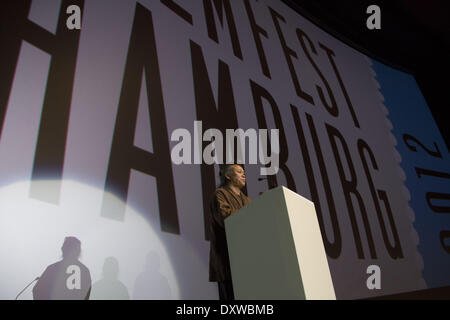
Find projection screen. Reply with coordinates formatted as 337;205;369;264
1;0;449;300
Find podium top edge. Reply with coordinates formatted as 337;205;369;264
265;186;314;205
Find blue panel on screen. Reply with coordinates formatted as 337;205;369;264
371;59;450;288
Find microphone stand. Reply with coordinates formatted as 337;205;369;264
15;277;40;300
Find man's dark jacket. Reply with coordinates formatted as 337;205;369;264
209;186;251;282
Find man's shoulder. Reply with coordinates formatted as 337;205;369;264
214;187;227;194
213;187;232;199
210;187;230;205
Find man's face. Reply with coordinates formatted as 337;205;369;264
226;165;246;189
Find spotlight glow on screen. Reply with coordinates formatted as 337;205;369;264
0;180;180;300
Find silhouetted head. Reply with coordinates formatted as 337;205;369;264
61;236;81;260
103;257;119;280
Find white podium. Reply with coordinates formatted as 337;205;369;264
225;186;336;300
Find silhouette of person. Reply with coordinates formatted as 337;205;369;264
133;251;171;299
90;257;130;300
32;237;91;300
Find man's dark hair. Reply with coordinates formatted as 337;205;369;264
219;164;243;187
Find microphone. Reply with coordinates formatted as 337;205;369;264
15;277;40;300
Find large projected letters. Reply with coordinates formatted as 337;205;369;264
101;4;179;234
296;28;338;117
404;135;450;254
243;0;271;79
203;0;243;60
250;80;296;192
326;124;376;259
160;0;193;25
358;139;404;259
0;0;84;204
190;41;240;239
320;43;360;128
292;107;342;258
269;7;314;105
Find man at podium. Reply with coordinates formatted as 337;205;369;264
209;164;251;301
